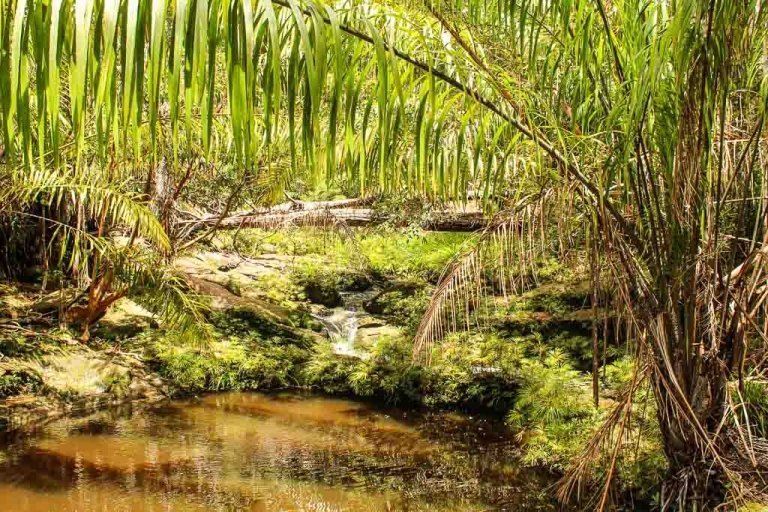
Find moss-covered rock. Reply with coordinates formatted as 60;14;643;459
303;281;343;307
361;280;430;333
94;299;158;340
363;281;422;315
0;368;41;398
147;329;310;395
0;343;168;432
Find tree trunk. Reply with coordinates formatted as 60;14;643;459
648;303;736;509
177;200;490;233
654;380;726;508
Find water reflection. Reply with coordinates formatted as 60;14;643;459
0;392;556;511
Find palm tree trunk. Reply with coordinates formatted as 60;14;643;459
649;304;732;508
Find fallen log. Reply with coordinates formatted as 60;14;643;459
178;202;489;232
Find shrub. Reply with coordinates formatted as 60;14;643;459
0;368;41;398
155;336;307;394
738;379;768;438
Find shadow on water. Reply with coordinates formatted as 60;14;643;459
0;392;559;511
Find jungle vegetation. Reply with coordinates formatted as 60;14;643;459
0;0;767;509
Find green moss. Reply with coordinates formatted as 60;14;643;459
303;332;523;410
0;333;42;358
101;366;132;397
214;228;470;282
362;281;431;332
292;262;344;307
421;333;522;409
0;368;41;398
153;337;308;394
302;336;425;402
144;311;311;394
223;276;243;297
208;306;315;346
237;270;307;314
300;348;358;395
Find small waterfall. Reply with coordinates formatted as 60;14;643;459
312;289;381;359
313;307;366;358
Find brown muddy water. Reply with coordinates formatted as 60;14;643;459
0;392;557;511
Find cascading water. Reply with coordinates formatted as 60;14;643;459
313;290;378;359
314;308;362;357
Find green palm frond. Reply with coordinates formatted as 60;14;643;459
0;0;543;207
107;244;210;339
413;189;579;361
1;165;170;251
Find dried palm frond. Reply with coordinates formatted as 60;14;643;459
558;354;651;508
412;189;580;361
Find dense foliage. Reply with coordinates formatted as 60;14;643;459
0;0;767;509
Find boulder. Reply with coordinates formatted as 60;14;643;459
363;280;423;315
356;324;402;349
304;282;343;308
0;284;31;320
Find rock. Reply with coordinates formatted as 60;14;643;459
223;277;243;296
127;380;152;397
0;368;41;399
260;243;277;253
218;262;239;272
340;272;373;292
0;292;22;318
31;288;82;315
95;299;157;340
356;316;387;329
176;251;290;282
0;348;169;433
356;325;402;349
304;283;343;308
363;280;423;315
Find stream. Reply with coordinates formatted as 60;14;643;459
313;289;383;359
0;392;557;511
314;307;363;358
